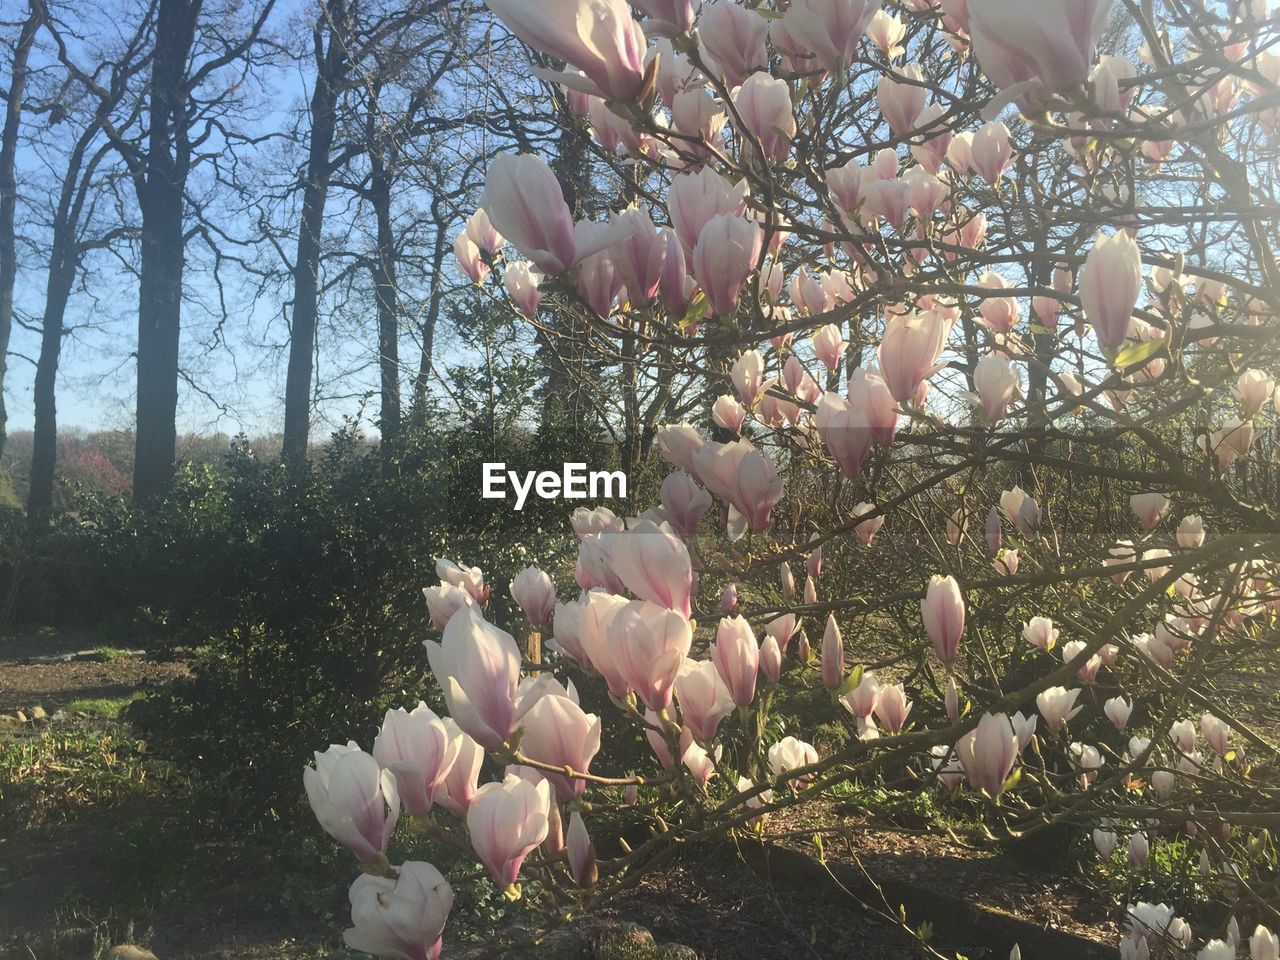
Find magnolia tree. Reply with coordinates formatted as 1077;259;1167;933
305;1;1280;957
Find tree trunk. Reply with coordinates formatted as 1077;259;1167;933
28;256;73;524
133;0;200;504
0;5;41;461
282;0;348;469
369;138;401;467
412;191;448;420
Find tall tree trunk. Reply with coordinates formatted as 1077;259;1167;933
282;0;348;469
0;5;41;461
541;102;591;430
412;191;448;420
30;129;110;525
133;0;200;504
369;136;401;467
28;255;73;524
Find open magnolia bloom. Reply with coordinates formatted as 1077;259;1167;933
298;1;1280;957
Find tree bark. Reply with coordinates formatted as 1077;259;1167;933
369;134;401;467
133;0;201;504
29;129;112;525
0;5;41;461
412;190;448;420
282;0;349;469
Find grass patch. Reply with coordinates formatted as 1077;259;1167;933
65;693;144;718
93;645;133;662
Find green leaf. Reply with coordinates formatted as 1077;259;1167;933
679;290;707;329
835;663;865;697
1112;338;1164;370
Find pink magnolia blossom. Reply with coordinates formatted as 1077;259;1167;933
486;0;647;102
816;391;873;479
732;72;796;162
373;704;462;818
714;615;760;706
693;438;785;534
519;694;602;800
344;861;453;960
608;518;694;616
660;469;713;537
970;121;1012;185
426;609;521;749
305;743;400;864
502;262;541;318
712;394;747;433
781;0;882;75
877;64;928;136
853;501;885;544
813;323;847;372
968;0;1114;111
435;719;483;818
630;0;698;37
692;214;763;316
480;155;575;275
614;601;693;711
759;633;783;683
675;658;736;741
466;774;551;888
699;1;768;85
956;712;1018;796
879;308;951;403
1130;492;1170;530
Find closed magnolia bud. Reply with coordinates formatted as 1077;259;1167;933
922;574;965;664
510;566;556;627
732;71;796;162
1251;925;1280;960
467;775;551;887
821;615;845;690
692;215;762;317
985;506;1003;555
714;615;760;707
759;633;783;684
566;811;598;888
945;677;960;722
1093;828;1117;859
803;575;818;605
956;712;1018;797
807;535;823;578
1128;831;1150;867
970;121;1012;186
1079;230;1143;351
778;562;797;602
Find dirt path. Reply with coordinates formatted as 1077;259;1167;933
0;632;189;715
